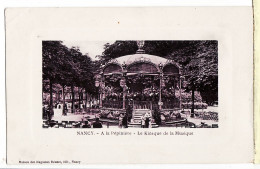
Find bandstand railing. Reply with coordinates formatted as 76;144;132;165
162;100;180;109
133;100;152;109
103;100;123;109
102;99;179;110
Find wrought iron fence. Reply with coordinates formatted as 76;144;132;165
103;100;123;109
133;100;152;109
162;100;180;109
102;100;180;110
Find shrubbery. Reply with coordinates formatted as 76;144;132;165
182;102;208;109
160;110;185;122
174;90;202;103
99;109;121;120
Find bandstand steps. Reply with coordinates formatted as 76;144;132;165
133;109;151;116
128;122;159;128
129;109;158;128
132;109;152;123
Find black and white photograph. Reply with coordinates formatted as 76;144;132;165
42;40;218;129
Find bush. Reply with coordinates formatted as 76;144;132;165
114;111;120;117
182;102;208;109
100;109;122;120
175;90;202;103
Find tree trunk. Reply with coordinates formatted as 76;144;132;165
173;83;176;97
49;79;53;120
62;85;66;115
85;87;88;111
57;92;60;103
173;81;176;103
191;88;195;118
78;88;81;110
71;85;74;113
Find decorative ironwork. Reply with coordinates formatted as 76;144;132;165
159;62;163;70
134;56;151;63
122;61;126;69
137;40;145;49
107;58;119;64
103;64;122;74
127;62;158;73
136;41;145;54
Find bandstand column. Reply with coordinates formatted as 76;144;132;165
159;73;162;110
121;62;127;110
123;86;126;109
99;88;103;108
120;73;127;109
179;76;182;110
99;76;104;108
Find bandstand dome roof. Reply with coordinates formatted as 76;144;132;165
115;53;168;65
102;53;181;76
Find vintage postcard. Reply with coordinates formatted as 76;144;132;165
6;7;253;164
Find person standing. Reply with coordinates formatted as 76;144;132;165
123;113;128;128
46;105;52;121
149;118;152;128
63;103;67;116
145;117;150;128
141;115;145;128
118;114;123;128
42;106;46;119
126;104;133;122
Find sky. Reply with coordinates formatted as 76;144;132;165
62;41;115;60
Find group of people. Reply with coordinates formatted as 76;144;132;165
82;118;103;128
141;112;152;128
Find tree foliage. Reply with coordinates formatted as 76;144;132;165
42;41;97;111
170;41;218;106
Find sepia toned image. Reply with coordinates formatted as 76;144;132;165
42;40;218;129
6;7;253;164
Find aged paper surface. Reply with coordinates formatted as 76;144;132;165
6;7;253;164
255;0;260;163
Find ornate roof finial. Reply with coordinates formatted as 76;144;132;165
136;40;145;54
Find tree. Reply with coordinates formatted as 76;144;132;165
99;40;198;61
66;47;98;112
42;41;69;115
43;41;98;116
171;41;218;117
77;53;96;110
66;46;83;113
98;41;138;64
